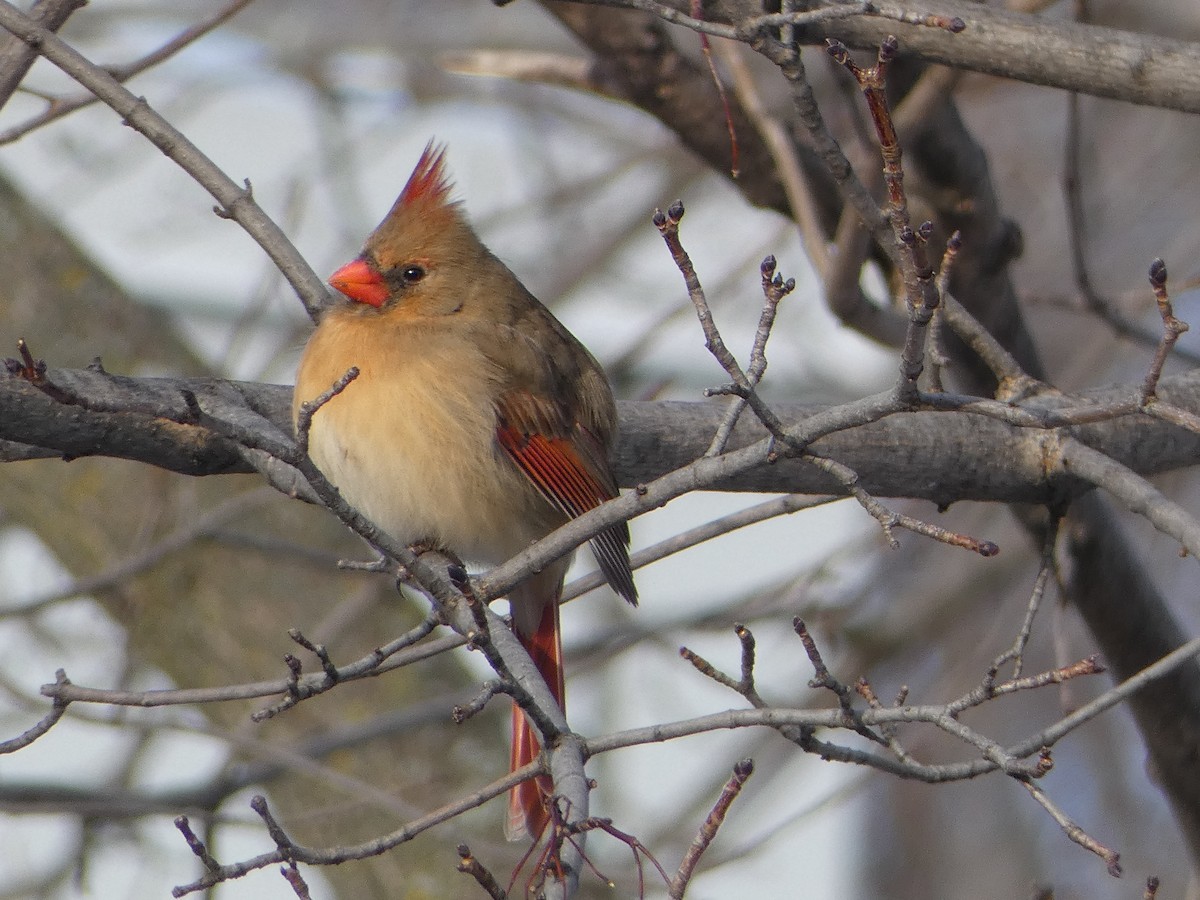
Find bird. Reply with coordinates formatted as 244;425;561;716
292;142;637;841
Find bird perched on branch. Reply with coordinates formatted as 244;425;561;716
293;142;637;840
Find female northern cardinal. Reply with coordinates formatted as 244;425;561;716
293;142;637;840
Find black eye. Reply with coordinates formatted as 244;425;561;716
400;265;425;284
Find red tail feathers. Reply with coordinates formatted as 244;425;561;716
506;595;564;841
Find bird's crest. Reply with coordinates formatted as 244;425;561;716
398;141;454;212
368;141;464;258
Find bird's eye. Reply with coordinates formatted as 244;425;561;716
400;265;426;284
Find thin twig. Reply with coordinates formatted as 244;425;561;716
0;0;256;144
1058;435;1200;559
175;816;221;872
1020;778;1121;876
987;514;1061;682
794;618;859;718
653;201;789;441
0;1;331;321
680;623;764;706
668;759;754;898
925;231;962;393
0;0;84;108
456;844;507;900
171;761;538;896
294;367;359;456
161;630;1200;894
856;676;915;765
42;616;445;709
561;494;839;602
715;37;829;276
951;656;1105;718
1141;399;1200;435
805;453;999;556
753;32;893;261
1141;258;1189;404
0;670;69;754
826;36;940;404
278;862;313;900
1061;89;1200;363
559;0;867;41
934;292;1042;397
705;255;794;456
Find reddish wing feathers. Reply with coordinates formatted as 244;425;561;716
496;422;638;600
496;384;636;605
497;428;600;521
497;424;637;606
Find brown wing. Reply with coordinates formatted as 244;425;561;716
495;385;636;606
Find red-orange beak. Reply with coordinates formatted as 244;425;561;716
329;258;389;308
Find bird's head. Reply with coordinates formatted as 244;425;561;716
329;142;485;319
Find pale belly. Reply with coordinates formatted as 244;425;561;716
295;324;556;565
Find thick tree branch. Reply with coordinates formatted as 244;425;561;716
6;366;1200;505
1065;492;1200;861
698;0;1200;114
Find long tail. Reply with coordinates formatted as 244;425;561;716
506;570;566;842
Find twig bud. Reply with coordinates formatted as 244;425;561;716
1149;257;1167;288
825;39;850;65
